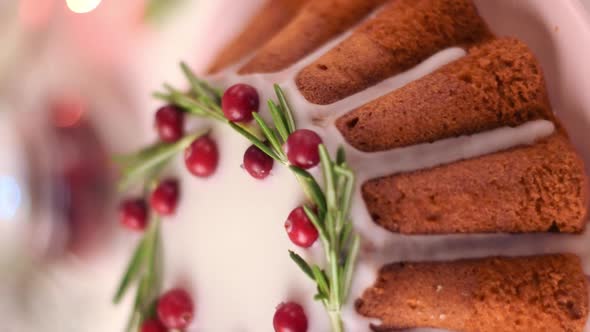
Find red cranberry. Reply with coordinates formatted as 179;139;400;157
157;288;195;329
140;318;167;332
284;129;322;169
155;105;184;143
184;135;219;178
150;179;179;216
243;145;274;179
119;199;148;231
221;84;259;122
284;207;318;248
273;302;308;332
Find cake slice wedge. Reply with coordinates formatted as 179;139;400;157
337;37;553;152
356;254;589;332
207;0;307;74
239;0;386;74
362;133;588;234
295;0;492;105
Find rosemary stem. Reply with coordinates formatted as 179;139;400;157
328;309;344;332
329;248;340;306
295;173;316;203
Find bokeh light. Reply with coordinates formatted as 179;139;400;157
51;95;86;128
0;176;22;221
19;0;54;29
66;0;102;13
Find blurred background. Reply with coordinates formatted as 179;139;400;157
0;0;266;330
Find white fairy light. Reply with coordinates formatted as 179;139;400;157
65;0;102;14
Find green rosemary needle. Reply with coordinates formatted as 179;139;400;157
113;130;209;331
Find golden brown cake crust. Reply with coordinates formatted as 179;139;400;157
356;254;589;332
336;37;553;152
207;0;307;74
239;0;386;74
362;133;589;234
295;0;492;105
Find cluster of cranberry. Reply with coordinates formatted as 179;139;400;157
119;83;322;332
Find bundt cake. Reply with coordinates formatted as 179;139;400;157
131;0;590;331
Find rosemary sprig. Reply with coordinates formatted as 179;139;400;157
153;63;361;332
113;129;208;332
115;216;163;332
113;129;208;192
